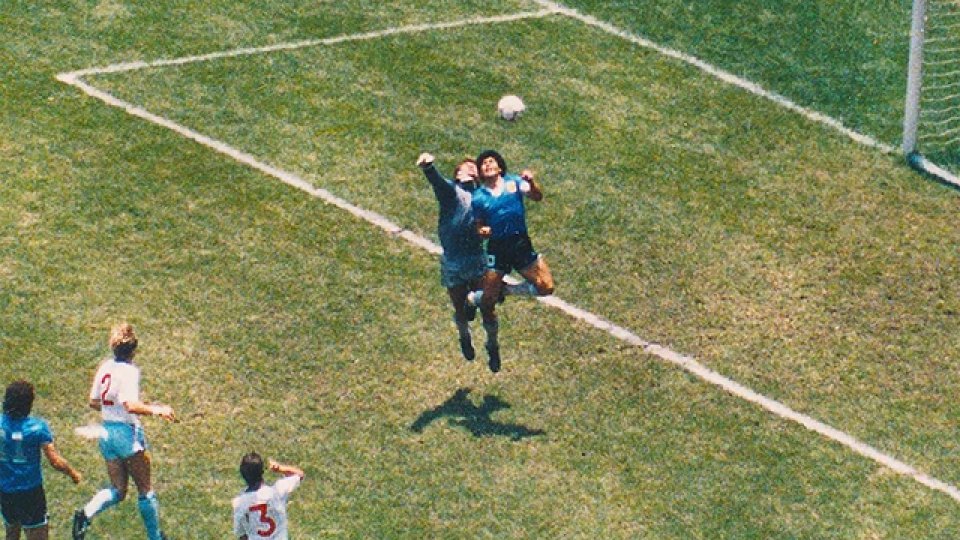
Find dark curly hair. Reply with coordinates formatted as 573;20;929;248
476;149;507;174
3;380;35;419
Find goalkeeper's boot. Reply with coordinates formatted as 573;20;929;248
72;510;90;540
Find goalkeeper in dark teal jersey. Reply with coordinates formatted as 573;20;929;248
417;152;500;362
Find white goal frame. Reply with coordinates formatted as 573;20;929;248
903;0;960;187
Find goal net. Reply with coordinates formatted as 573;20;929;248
903;0;960;187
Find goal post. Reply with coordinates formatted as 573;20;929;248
903;0;960;188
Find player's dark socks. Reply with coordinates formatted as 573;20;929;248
460;336;475;361
464;300;477;322
486;345;501;373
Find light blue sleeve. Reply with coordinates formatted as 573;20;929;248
37;418;54;445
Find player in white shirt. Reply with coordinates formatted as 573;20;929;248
72;323;175;540
232;453;305;540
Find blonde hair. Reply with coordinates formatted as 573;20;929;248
109;323;138;359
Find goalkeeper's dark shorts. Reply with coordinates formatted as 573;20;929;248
486;232;539;275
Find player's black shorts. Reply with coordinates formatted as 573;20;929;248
487;232;539;275
1;485;48;528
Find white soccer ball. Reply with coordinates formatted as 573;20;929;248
497;95;525;121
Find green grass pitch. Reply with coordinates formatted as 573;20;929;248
4;1;960;538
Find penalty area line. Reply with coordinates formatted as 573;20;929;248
55;10;958;505
532;0;897;154
58;9;559;78
57;75;960;506
541;293;960;503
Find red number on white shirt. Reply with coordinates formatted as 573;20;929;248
248;503;277;537
100;374;115;406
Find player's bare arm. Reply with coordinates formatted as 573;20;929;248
42;442;82;484
123;400;176;422
268;459;305;479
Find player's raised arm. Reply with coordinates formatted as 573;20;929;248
418;151;460;206
417;152;434;168
520;169;542;201
268;459;305;479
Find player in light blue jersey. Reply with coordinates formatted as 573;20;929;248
417;152;500;361
1;380;82;540
469;149;556;372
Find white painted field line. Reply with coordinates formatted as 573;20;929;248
55;11;959;504
533;0;897;154
541;294;960;502
62;9;558;78
527;0;958;501
58;74;960;505
54;74;407;238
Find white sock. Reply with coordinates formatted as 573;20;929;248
84;487;122;519
504;282;538;297
467;290;483;306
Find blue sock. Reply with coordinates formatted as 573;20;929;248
137;491;163;540
83;487;122;519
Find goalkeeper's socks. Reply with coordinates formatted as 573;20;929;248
483;320;499;350
486;344;501;373
455;319;471;341
456;319;475;360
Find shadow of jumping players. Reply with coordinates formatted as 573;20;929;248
410;388;544;441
